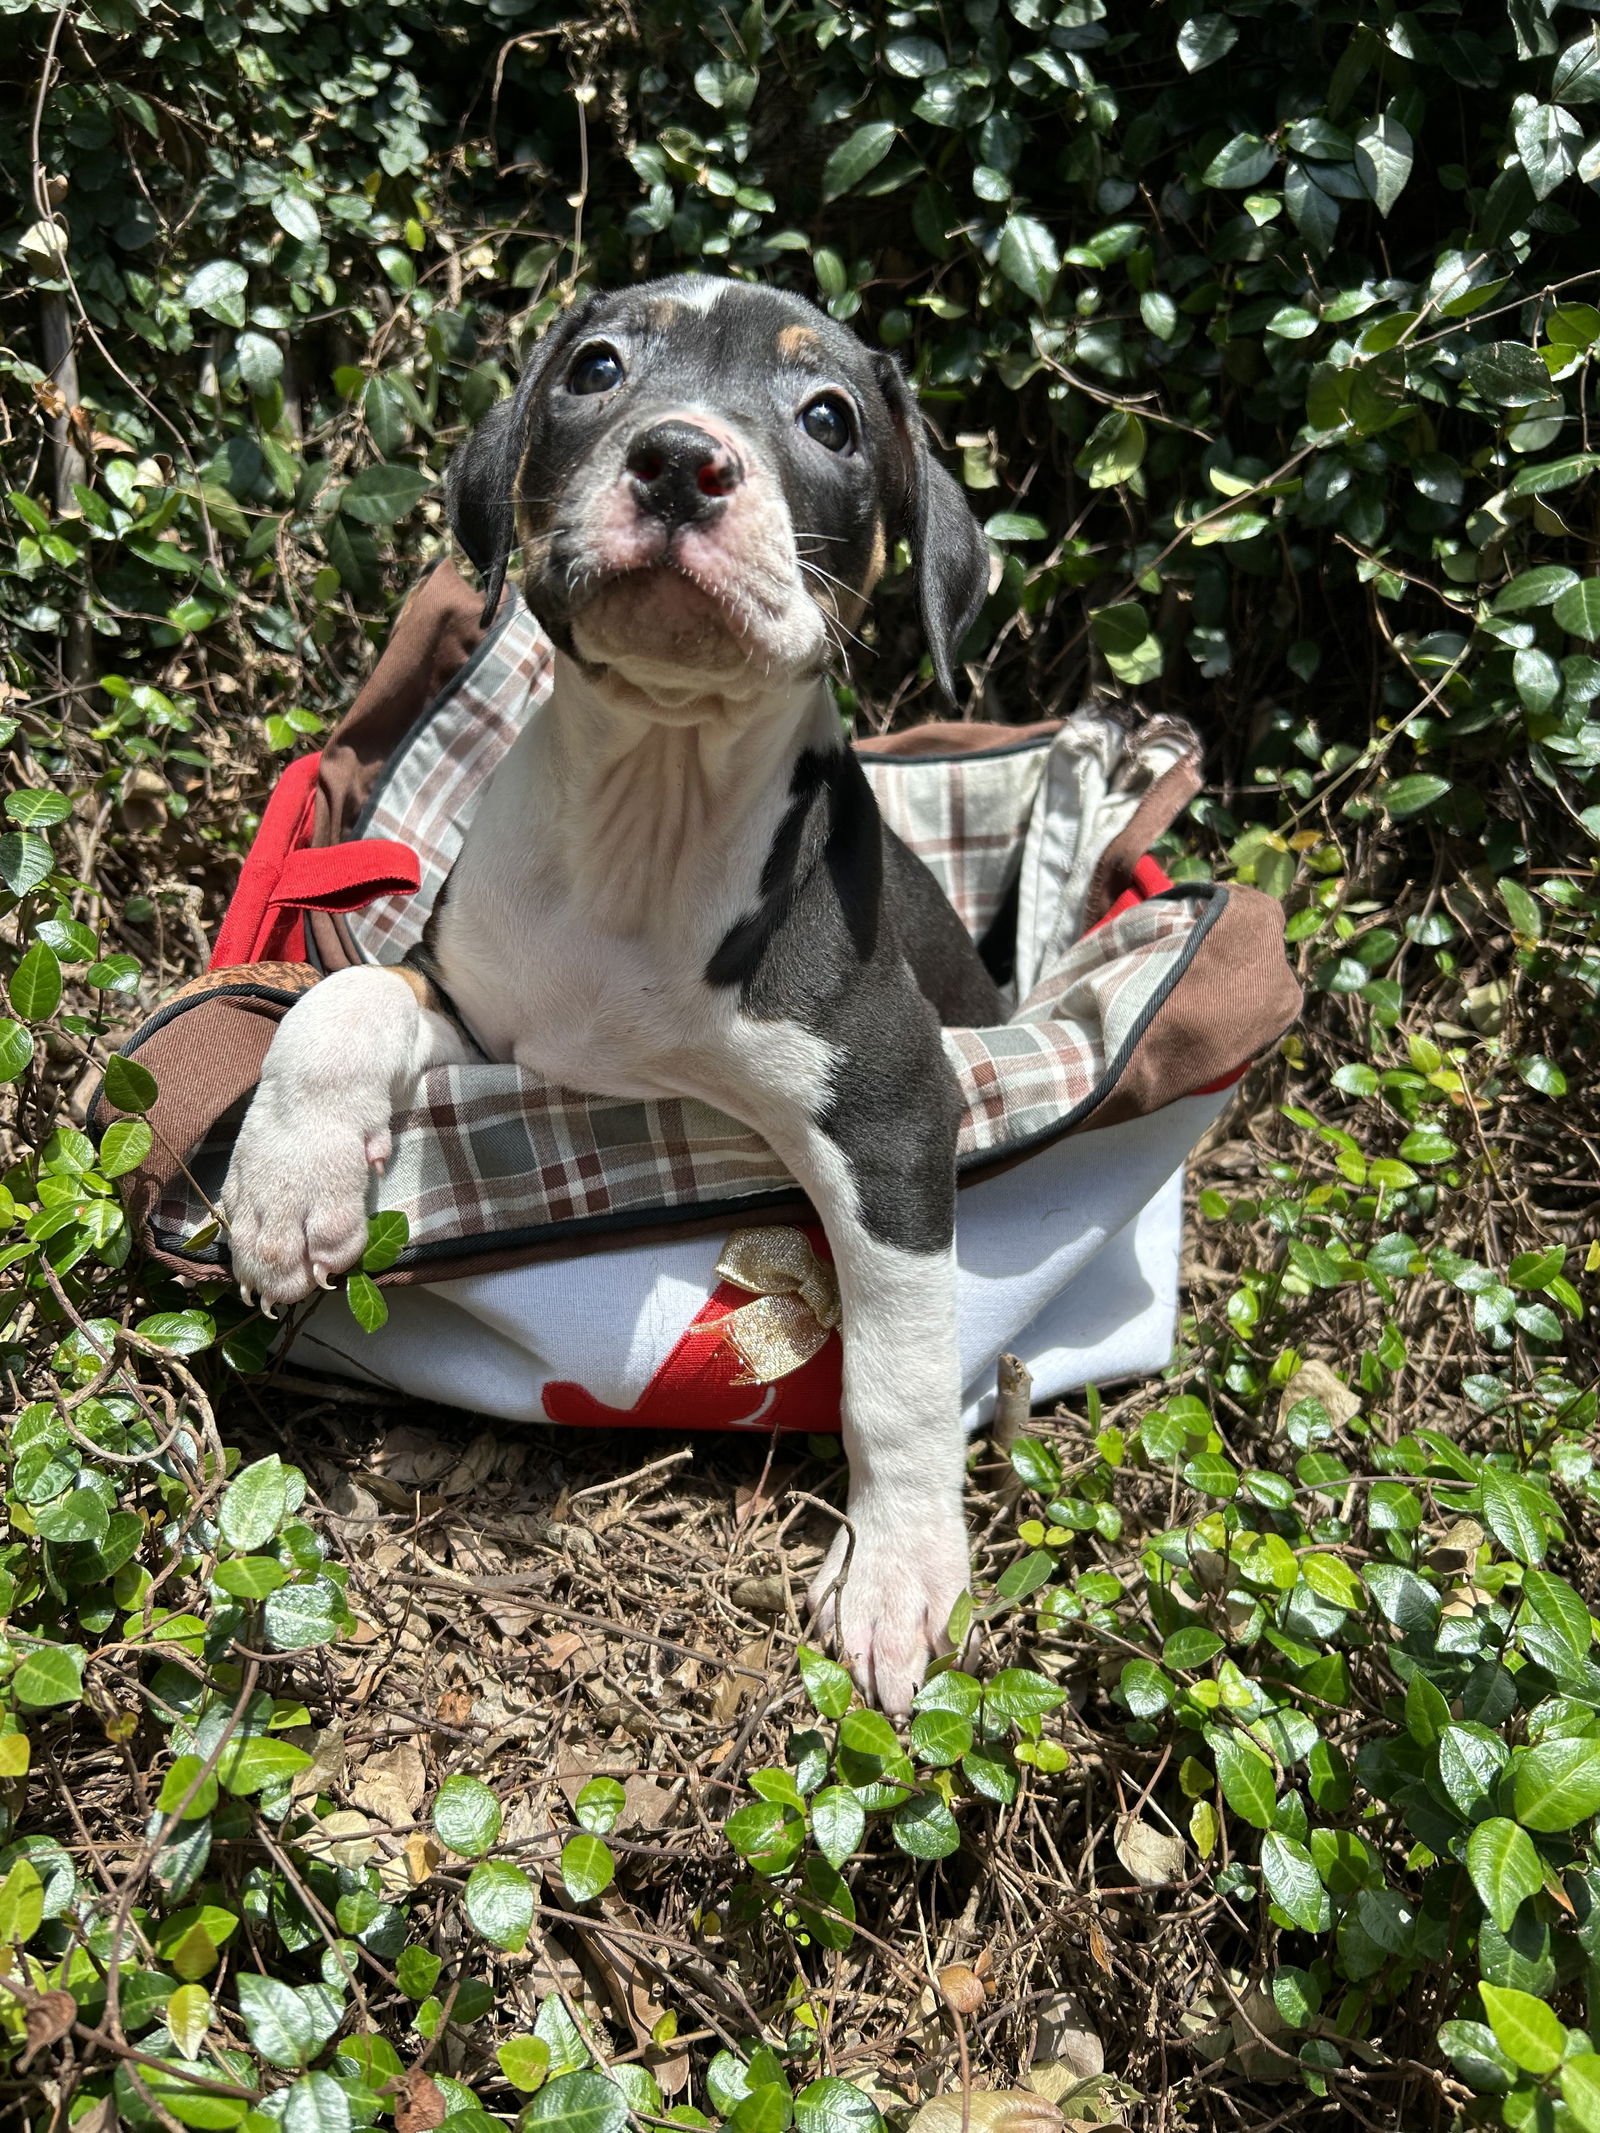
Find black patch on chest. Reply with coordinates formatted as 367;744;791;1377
706;746;999;1254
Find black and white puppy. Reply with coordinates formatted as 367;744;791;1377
220;274;1003;1711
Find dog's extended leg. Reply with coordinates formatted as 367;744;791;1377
220;965;469;1309
809;1219;969;1715
757;1107;968;1716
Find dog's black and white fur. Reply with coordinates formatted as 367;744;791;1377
220;275;1005;1711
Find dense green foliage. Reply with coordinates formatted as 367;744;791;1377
5;0;1600;2128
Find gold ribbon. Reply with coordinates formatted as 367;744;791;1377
713;1227;841;1385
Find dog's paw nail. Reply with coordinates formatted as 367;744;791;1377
261;1299;278;1321
238;1284;254;1307
312;1264;336;1291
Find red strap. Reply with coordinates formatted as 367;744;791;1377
541;1227;843;1433
210;752;323;968
211;751;422;969
267;841;420;913
1087;852;1174;935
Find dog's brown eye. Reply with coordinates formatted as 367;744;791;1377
569;348;624;395
799;393;853;452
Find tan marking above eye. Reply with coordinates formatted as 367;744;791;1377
647;298;680;327
777;323;823;360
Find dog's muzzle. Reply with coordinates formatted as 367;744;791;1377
626;419;745;528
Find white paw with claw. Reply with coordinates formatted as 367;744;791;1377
808;1506;970;1716
220;1088;389;1310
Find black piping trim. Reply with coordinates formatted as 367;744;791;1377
143;883;1236;1273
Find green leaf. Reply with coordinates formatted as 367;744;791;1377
1089;600;1163;684
1438;2019;1516;2096
1354;113;1413;214
100;1118;153;1177
1562;2056;1600;2133
1521;1568;1592;1654
272;192;321;243
909;1707;972;1766
1478;1982;1567;2076
1512;1737;1600;1830
1178;14;1238;71
891;1789;960;1859
1495;564;1579;613
794;2079;883;2133
1260;1831;1332;1933
235;331;284;395
1119;1658;1174;1718
797;1643;854;1718
261;1575;344;1651
1379;774;1450;820
559;1834;615;1903
985;512;1049;543
0;1020;34;1082
519;2071;629;2133
219;1453;290;1551
433;1773;503;1857
0;1859;43;1943
10;941;62;1021
821;123;897;203
212;1554;288;1600
361;1210;410;1273
725;1800;805;1875
1554;578;1600;639
574;1776;626;1835
35;1487;110;1546
277;2074;349;2133
0;832;53;897
1208;1730;1277;1829
810;1784;866;1868
1466;1818;1544;1932
499;2037;553;2093
5;789;70;828
983;1668;1066;1726
467;1858;535;1947
13;1642;86;1708
997;214;1059;301
236;1974;341;2070
183;260;249;321
345;1271;388;1333
1076;410;1146;490
1479;1469;1549;1567
339;465;436;526
217;1735;313;1796
136;1309;215;1355
1202;133;1276;190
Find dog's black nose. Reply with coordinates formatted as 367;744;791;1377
625;420;744;525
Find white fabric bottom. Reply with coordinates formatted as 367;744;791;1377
287;1090;1224;1429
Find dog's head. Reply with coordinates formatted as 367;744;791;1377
446;276;989;718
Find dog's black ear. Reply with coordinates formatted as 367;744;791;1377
446;294;604;628
874;353;990;705
445;394;524;627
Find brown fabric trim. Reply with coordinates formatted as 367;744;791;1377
1082;752;1204;930
855;718;1062;758
1085;885;1302;1131
317;560;488;846
143;960;317;1017
116;985;313;1245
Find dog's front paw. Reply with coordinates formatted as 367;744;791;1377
808;1509;970;1716
221;1099;386;1311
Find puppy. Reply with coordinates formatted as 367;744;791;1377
220;275;1003;1711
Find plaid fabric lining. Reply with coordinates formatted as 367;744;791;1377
345;598;1043;963
156;598;1209;1258
346;611;554;963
